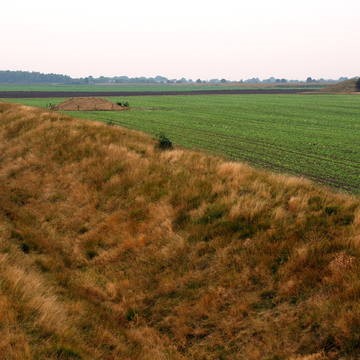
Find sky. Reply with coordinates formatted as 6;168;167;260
1;0;359;80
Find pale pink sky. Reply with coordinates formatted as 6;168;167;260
2;0;359;80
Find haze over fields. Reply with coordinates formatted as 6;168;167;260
1;0;360;80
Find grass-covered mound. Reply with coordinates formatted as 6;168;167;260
0;102;359;360
321;78;360;93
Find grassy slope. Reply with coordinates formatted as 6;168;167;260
0;102;360;359
321;78;360;93
8;94;360;193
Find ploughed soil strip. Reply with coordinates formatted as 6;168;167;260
0;89;311;98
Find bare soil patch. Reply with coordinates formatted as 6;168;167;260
54;97;126;111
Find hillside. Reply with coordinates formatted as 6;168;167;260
0;102;359;360
321;78;360;93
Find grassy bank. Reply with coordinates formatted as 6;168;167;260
0;103;359;359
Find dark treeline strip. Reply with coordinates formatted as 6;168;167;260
0;70;347;85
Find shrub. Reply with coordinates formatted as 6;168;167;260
125;308;138;321
156;133;173;150
356;78;360;91
85;249;98;260
116;101;129;107
20;243;30;254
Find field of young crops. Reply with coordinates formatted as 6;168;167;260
5;94;360;193
0;83;322;93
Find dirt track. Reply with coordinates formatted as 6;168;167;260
0;89;310;98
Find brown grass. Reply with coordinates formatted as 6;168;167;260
0;102;359;359
321;78;360;93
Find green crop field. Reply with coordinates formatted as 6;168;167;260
0;83;323;92
4;94;360;193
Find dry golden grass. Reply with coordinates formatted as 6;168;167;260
0;102;359;359
321;78;360;93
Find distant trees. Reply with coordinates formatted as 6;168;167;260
0;70;348;86
244;77;261;84
176;78;187;84
0;70;72;84
306;77;315;83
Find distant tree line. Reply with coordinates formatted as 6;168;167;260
0;71;72;84
0;70;349;85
